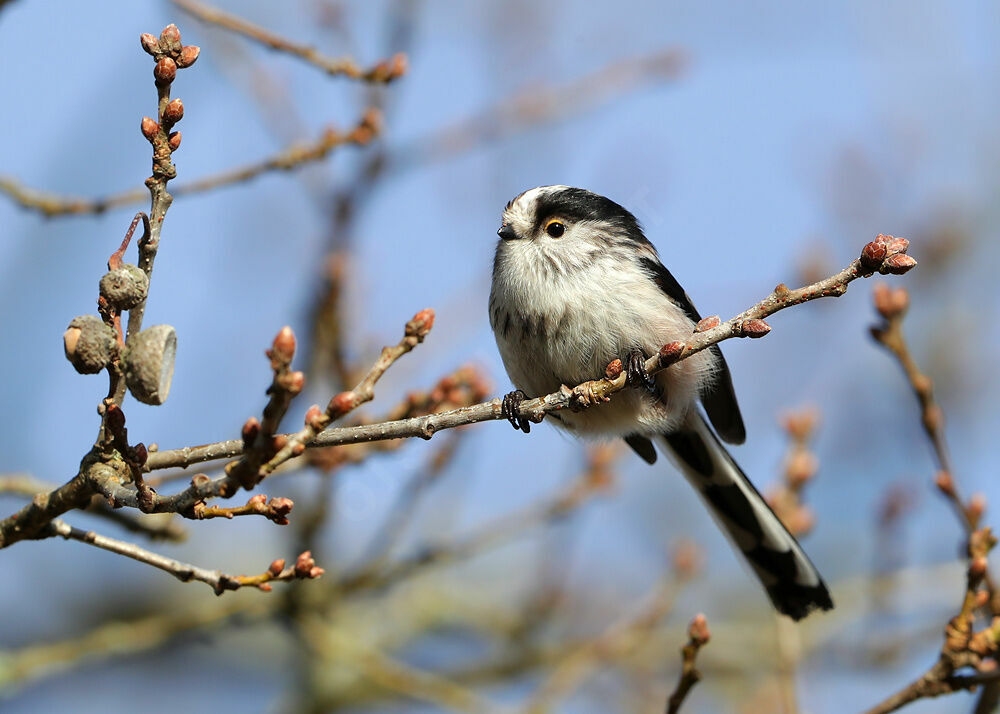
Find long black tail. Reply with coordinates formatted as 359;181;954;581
659;414;833;620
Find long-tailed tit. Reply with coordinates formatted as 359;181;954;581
489;185;832;620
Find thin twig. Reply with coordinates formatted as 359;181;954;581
46;518;323;594
172;0;407;82
666;615;711;714
0;114;380;217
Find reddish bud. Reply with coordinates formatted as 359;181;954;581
271;435;288;453
970;556;989;579
308;567;325;579
787;506;815;536
131;442;148;466
860;240;888;271
387;53;408;78
885;236;910;255
242;417;261;446
785;451;818;486
880;254;917;275
141;116;159;141
694;315;720;333
159;24;182;54
740;318;771;338
154;57;177;85
270;497;293;515
405;308;436;340
774;283;790;297
176;45;201;68
688;613;710;645
969;493;987;524
140;33;160;56
247;493;267;507
782;408;819;440
294;550;316;577
658;341;686;367
268;558;285;576
168;132;182;151
105;403;126;432
305;405;325;430
935;471;955;496
191;473;211;488
258;583;273;592
163;98;184;124
912;374;933;395
286;371;305;395
873;284;910;319
270;326;296;365
605;359;623;379
327;391;356;418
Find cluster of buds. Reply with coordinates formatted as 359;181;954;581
873;282;910;321
266;327;305;397
254;551;325;591
767;407;821;536
102;403;149;466
139;25;199;156
404;307;436;343
366;52;408;83
860;233;917;275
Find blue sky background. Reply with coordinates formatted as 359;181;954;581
1;1;999;712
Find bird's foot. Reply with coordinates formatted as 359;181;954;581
501;389;532;433
625;350;656;392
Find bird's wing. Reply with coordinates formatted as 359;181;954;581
638;257;746;444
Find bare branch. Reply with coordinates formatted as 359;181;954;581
666;614;711;714
0;113;380;217
172;0;407;82
46;518;322;594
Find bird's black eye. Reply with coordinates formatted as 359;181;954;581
545;220;565;238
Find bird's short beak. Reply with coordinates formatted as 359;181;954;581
497;224;518;241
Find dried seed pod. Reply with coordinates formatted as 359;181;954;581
99;264;149;311
64;315;117;374
124;324;177;405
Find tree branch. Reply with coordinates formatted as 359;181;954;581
46;518;322;595
145;236;916;474
172;0;407;82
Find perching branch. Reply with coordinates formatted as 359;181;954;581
142;235;917;475
0;237;914;553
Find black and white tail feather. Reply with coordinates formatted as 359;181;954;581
661;414;832;620
489;185;833;620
